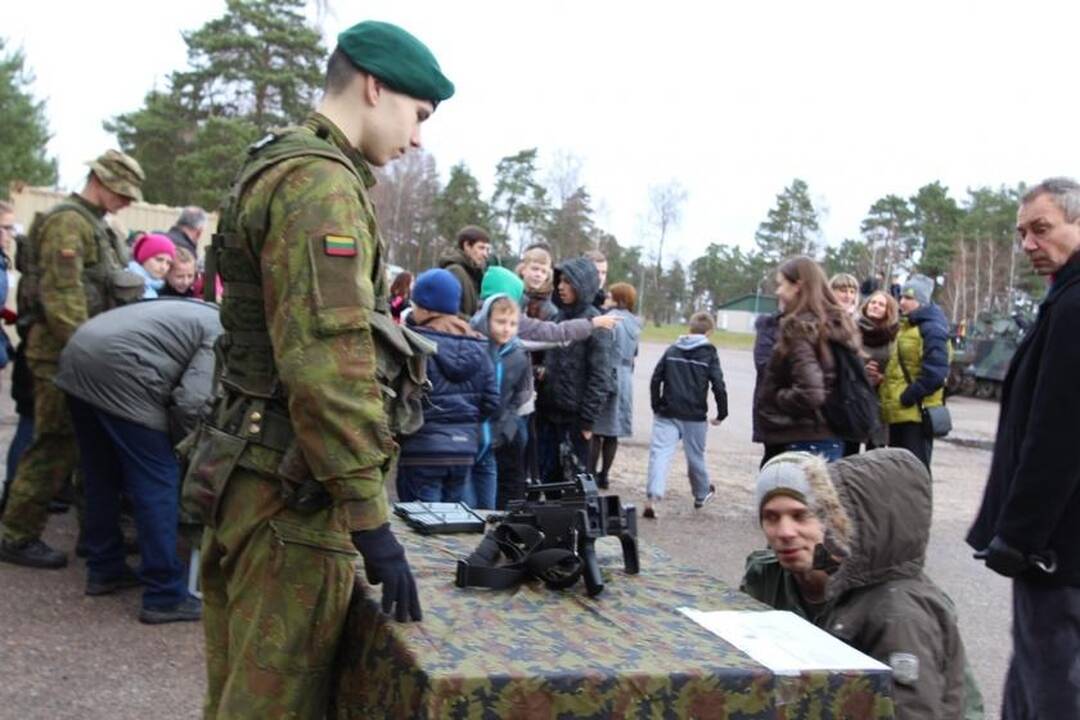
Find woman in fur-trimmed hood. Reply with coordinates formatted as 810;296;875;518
754;256;861;461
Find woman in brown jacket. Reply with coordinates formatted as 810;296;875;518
754;256;861;463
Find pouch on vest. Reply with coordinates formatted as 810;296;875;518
179;423;247;528
369;310;435;437
108;268;148;305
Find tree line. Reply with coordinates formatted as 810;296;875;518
1;0;1042;327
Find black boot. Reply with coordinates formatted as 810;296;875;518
139;596;202;625
0;538;68;569
86;566;142;596
596;472;609;490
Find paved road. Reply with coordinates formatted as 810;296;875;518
0;344;1012;718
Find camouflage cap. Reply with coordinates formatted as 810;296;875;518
337;21;454;105
86;149;145;202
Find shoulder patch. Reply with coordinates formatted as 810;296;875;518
324;234;357;257
889;652;920;685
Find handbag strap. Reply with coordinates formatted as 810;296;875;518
896;347;926;413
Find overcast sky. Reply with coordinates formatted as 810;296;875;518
6;1;1078;263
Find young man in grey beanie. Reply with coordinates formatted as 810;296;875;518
741;449;981;719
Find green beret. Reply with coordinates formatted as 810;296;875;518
337;21;454;104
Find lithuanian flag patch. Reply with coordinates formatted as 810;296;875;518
324;234;357;257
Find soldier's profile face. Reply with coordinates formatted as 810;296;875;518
101;186;133;214
1016;193;1080;275
761;495;824;573
362;85;434;167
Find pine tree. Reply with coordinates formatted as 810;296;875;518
0;39;57;194
107;0;325;206
754;179;820;264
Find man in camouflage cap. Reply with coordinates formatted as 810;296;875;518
188;20;452;718
0;149;145;569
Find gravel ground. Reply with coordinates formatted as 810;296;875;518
0;344;1011;718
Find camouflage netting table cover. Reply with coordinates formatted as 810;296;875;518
333;518;894;720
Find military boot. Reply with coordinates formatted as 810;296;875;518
0;538;68;569
86;566;142;596
139;596;202;625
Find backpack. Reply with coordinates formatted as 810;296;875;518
822;340;881;442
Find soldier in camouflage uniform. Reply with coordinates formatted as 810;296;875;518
0;150;145;569
185;21;453;719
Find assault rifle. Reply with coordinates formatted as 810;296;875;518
455;442;639;596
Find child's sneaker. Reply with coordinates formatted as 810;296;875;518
694;485;716;509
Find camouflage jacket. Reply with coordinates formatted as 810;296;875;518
25;194;127;363
224;113;395;530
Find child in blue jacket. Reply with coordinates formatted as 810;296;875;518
398;269;499;503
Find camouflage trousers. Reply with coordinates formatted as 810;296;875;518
1;360;78;544
201;469;359;720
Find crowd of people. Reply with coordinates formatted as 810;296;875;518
0;17;1077;720
387;226;638;510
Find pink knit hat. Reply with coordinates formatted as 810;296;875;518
133;233;176;264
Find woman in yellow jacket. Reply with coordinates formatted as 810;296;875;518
878;275;950;471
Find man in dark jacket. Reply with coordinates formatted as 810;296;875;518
968;178;1080;719
743;449;978;719
535;257;614;481
643;312;727;518
437;225;491;319
398;269;499;503
52;299;221;623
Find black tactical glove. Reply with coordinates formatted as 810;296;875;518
973;535;1056;578
351;523;423;622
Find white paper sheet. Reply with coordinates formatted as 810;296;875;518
679;608;889;675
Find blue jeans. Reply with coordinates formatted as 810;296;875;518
783;439;843;462
465;449;497;509
67;396;187;610
645;416;710;501
396;464;469;503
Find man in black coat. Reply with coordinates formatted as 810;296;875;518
968;178;1080;719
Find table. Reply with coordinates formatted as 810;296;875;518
333;518;894;719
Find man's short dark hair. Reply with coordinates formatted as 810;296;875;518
325;47;360;95
456;225;490;250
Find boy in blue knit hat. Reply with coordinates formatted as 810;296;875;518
397;269;499;503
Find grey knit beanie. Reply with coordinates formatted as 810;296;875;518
901;274;934;306
755;452;818;521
